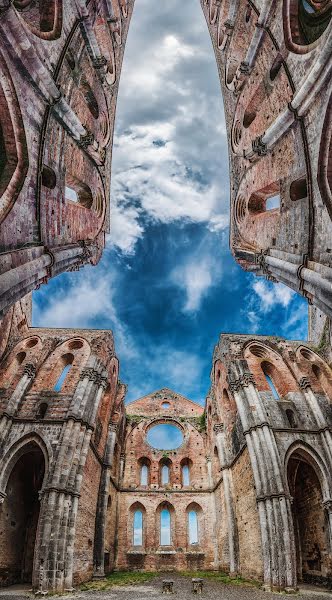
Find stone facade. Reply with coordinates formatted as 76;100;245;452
0;0;134;320
0;326;125;592
200;0;332;350
209;333;332;591
1;326;332;593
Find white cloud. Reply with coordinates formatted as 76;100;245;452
252;280;295;312
108;0;229;256
170;249;223;313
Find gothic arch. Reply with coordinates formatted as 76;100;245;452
318;94;332;220
244;341;298;396
296;345;332;397
13;0;63;41
0;50;28;224
285;441;331;500
0;432;50;495
31;337;91;392
283;0;332;55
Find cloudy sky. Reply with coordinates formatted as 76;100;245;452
33;0;308;404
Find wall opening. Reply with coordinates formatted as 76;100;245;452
0;443;45;586
53;353;74;392
288;452;327;583
290;177;308;201
133;510;143;546
160;508;171;546
188;510;199;545
65;174;93;209
41;166;56;189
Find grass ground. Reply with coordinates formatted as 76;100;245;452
80;570;261;591
179;570;261;588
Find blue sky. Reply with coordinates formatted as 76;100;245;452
33;0;308;405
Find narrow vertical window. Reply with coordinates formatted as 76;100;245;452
161;464;169;485
54;364;71;391
140;464;148;486
160;509;171;545
264;373;279;400
188;510;199;544
182;464;190;486
133;510;143;546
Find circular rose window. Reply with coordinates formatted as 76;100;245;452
146;423;183;450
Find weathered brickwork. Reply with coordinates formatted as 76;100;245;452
117;389;216;572
1;323;332;593
201;0;332;351
0;0;134;320
209;332;332;591
0;326;125;592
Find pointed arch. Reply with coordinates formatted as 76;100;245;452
0;50;28;224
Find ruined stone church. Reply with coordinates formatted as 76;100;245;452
0;0;332;595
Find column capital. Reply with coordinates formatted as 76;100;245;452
252;135;268;156
299;376;311;390
213;423;224;434
78;130;95;149
24;363;37;379
322;499;332;513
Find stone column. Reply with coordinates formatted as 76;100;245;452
214;423;238;575
0;363;36;442
207;456;220;568
236;0;274;89
93;423;118;578
0;5;105;161
228;369;296;591
245;35;332;158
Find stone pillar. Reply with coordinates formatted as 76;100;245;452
0;5;105;161
236;0;274;89
93;423;118;578
246;35;332;158
228;370;296;591
214;423;238;575
207;456;220;568
0;363;36;442
299;377;332;467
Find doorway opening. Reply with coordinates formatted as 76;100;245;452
0;443;45;586
287;450;329;586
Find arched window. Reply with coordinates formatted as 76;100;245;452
182;464;190;486
188;510;199;545
41;165;56;189
261;362;279;399
290;177;308;201
37;403;48;419
65;173;93;209
269;53;283;81
161;464;169;485
286;409;297;429
264;373;279;400
16;351;26;366
133;510;143;546
140;464;148;486
53;354;74;392
160;509;171;545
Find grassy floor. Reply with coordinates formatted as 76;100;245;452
179;570;261;588
80;569;261;592
80;571;157;591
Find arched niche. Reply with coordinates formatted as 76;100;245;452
318;95;332;220
286;444;332;584
283;0;332;54
0;52;28;224
0;438;48;586
13;0;63;41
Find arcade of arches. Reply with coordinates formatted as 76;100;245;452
0;0;332;596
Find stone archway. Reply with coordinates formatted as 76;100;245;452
0;442;45;586
287;449;330;586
